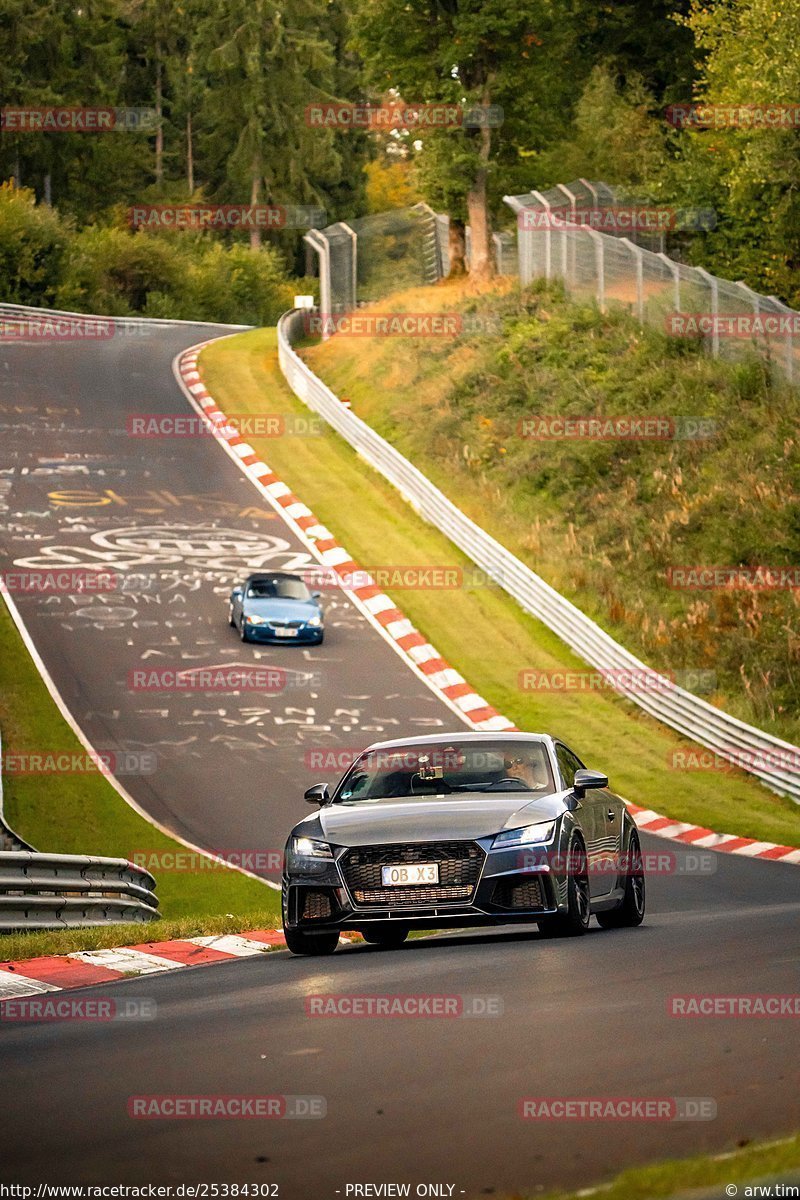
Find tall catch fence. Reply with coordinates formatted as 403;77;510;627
503;179;799;385
304;203;446;333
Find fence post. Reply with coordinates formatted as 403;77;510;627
657;251;681;313
695;266;720;358
769;295;796;385
556;182;577;284
303;229;332;340
620;237;644;322
530;190;552;281
340;222;358;310
585;228;605;310
502;195;528;282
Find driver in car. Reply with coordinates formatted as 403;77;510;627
503;753;549;790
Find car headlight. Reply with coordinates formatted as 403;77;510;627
245;614;268;625
492;821;556;848
289;836;333;859
306;614;323;627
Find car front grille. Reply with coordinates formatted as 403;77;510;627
268;619;306;629
341;841;484;908
491;876;546;910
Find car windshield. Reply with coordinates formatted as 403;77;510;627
246;577;310;602
334;740;554;802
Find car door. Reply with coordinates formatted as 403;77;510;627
231;582;244;625
556;742;617;898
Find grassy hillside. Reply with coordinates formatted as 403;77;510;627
302;278;800;747
200;329;799;847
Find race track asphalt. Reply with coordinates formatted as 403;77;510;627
1;313;798;1196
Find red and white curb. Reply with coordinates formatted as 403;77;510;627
0;929;353;1003
177;347;513;733
175;345;800;874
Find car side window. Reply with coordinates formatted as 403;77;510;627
555;745;584;790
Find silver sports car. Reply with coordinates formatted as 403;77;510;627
282;731;645;955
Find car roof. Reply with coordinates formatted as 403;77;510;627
245;572;304;583
362;731;555;752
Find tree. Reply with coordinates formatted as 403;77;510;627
353;0;582;280
668;0;800;304
195;0;345;248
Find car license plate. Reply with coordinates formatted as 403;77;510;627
274;627;298;638
381;863;439;886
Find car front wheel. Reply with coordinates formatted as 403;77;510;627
596;830;646;929
283;927;339;956
537;836;590;938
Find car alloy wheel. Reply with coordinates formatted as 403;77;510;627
596;830;646;929
537;835;590;938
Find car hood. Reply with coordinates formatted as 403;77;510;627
298;791;568;847
243;597;319;621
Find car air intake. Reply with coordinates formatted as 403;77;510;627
492;877;545;910
301;890;333;920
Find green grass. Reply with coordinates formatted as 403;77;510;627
304;278;800;747
0;600;279;923
199;328;800;848
0;909;282;963
521;1133;800;1200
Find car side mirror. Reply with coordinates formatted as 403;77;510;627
312;591;322;601
304;783;330;805
573;768;608;798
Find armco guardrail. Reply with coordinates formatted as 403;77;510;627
0;852;159;931
277;308;800;803
0;729;159;930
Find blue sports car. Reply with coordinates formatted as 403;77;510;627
228;572;324;645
